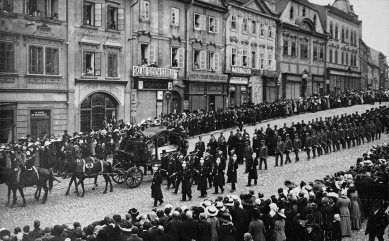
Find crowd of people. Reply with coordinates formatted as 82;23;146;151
1;131;388;241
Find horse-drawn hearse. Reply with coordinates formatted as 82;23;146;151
111;126;189;188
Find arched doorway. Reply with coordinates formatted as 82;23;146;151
80;92;118;132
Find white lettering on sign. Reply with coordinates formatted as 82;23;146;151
230;77;249;85
133;66;176;79
231;66;252;75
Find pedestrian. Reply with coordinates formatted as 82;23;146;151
248;209;266;241
337;189;351;237
212;157;225;194
206;206;219;241
284;134;292;164
275;136;284;167
181;161;192;201
292;133;301;162
197;157;208;198
305;133;312;160
166;152;176;190
244;140;253;173
151;164;164;207
247;152;258;186
227;153;238;192
198;213;212;241
348;186;362;230
258;139;268;170
365;200;388;241
218;213;237;241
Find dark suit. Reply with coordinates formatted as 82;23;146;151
165;219;182;241
180;218;199;241
231;207;249;241
321;204;334;237
126;234;143;241
198;220;212;241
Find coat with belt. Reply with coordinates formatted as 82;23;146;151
284;139;292;152
212;163;225;187
275;141;285;154
247;157;258;180
293;138;301;151
151;171;163;200
181;168;192;195
258;145;268;159
197;165;208;191
227;158;238;183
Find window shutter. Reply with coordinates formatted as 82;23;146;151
214;53;219;71
82;51;86;74
95;52;101;76
288;41;291;55
138;44;142;65
94;3;102;27
118;8;125;31
200;51;206;69
237;48;242;66
214;18;219;33
178;48;184;68
113;54;118;77
82;0;87;25
149;45;156;64
200;15;206;30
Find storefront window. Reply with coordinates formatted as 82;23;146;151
80;92;118;132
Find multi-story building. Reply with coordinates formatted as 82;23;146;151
68;0;131;132
0;0;68;142
314;0;362;93
183;0;228;112
370;47;381;90
385;60;389;90
275;0;327;98
379;52;386;89
224;0;278;105
359;38;371;89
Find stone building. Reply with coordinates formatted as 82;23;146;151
225;0;278;105
68;0;131;132
359;38;371;89
0;0;68;142
275;0;327;98
314;0;362;93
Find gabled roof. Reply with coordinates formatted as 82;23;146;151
273;0;317;15
310;3;327;30
230;0;278;17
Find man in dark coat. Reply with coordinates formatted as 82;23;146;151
258;139;268;170
180;211;199;241
284;134;292;164
304;224;318;241
293;133;301;162
212;157;225;194
320;197;334;239
196;136;206;152
181;161;192;201
227;153;238;192
153;226;171;241
305;133;312;160
365;201;388;241
231;200;249;241
151;164;164;207
165;211;182;241
196;157;208;198
198;213;212;241
166;153;176;190
247;152;258;186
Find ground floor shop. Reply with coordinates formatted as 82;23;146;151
0;91;68;142
327;68;361;93
312;75;325;95
249;75;263;105
228;76;250;107
261;70;279;102
281;71;314;99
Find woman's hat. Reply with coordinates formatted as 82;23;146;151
278;209;286;218
217;213;231;223
201;200;212;208
224;198;234;207
284;180;297;189
199;213;207;221
129;208;139;216
215;201;226;211
205;206;218;217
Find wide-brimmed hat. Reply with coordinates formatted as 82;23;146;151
201;200;212;208
241;197;254;207
129;208;139;216
224;198;234;207
284;180;297;189
217;213;231;223
214;201;226;211
278;209;286;218
205;206;218;217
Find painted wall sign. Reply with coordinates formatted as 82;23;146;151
188;73;228;82
231;66;252;75
230;77;249;85
133;66;176;79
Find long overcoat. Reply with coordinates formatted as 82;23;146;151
151;171;163;200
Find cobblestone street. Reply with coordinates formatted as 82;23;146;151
0;102;388;241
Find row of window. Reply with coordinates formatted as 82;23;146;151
328;49;358;67
329;23;358;45
289;6;318;27
0;41;119;77
283;40;325;61
1;0;60;20
230;16;273;38
83;1;124;31
231;48;274;70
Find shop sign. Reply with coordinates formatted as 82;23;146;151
262;70;279;78
187;72;228;82
231;66;252;75
30;110;50;117
230;77;248;85
138;80;172;90
302;74;309;79
330;70;360;78
313;76;325;82
241;86;247;91
229;86;236;91
133;66;176;79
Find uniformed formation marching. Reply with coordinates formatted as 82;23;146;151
1;136;388;241
151;106;389;207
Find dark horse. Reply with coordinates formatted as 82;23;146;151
0;166;53;207
65;157;113;197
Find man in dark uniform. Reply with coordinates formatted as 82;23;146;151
284;134;292;164
212;157;225;194
365;201;388;241
218;132;227;159
151;164;164;207
311;131;318;158
359;122;365;144
166;152;177;190
181;161;192;201
321;128;328;154
365;121;371;142
338;125;346;149
258;139;268;170
293;133;301;162
252;133;260;156
247;152;258;186
196;157;208;198
196;136;205;153
305;133;312;160
275;136;284;167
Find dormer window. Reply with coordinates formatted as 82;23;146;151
302;8;306;17
290;6;294;19
313;15;317;26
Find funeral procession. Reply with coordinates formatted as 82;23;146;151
1;0;389;241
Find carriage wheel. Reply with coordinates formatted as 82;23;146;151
125;167;143;188
111;163;126;184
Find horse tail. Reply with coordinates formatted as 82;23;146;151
49;169;54;192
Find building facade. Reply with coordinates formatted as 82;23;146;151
224;0;278;105
68;0;131;133
315;0;362;93
379;52;386;89
0;0;68;142
359;38;371;89
276;0;327;99
183;0;228;112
